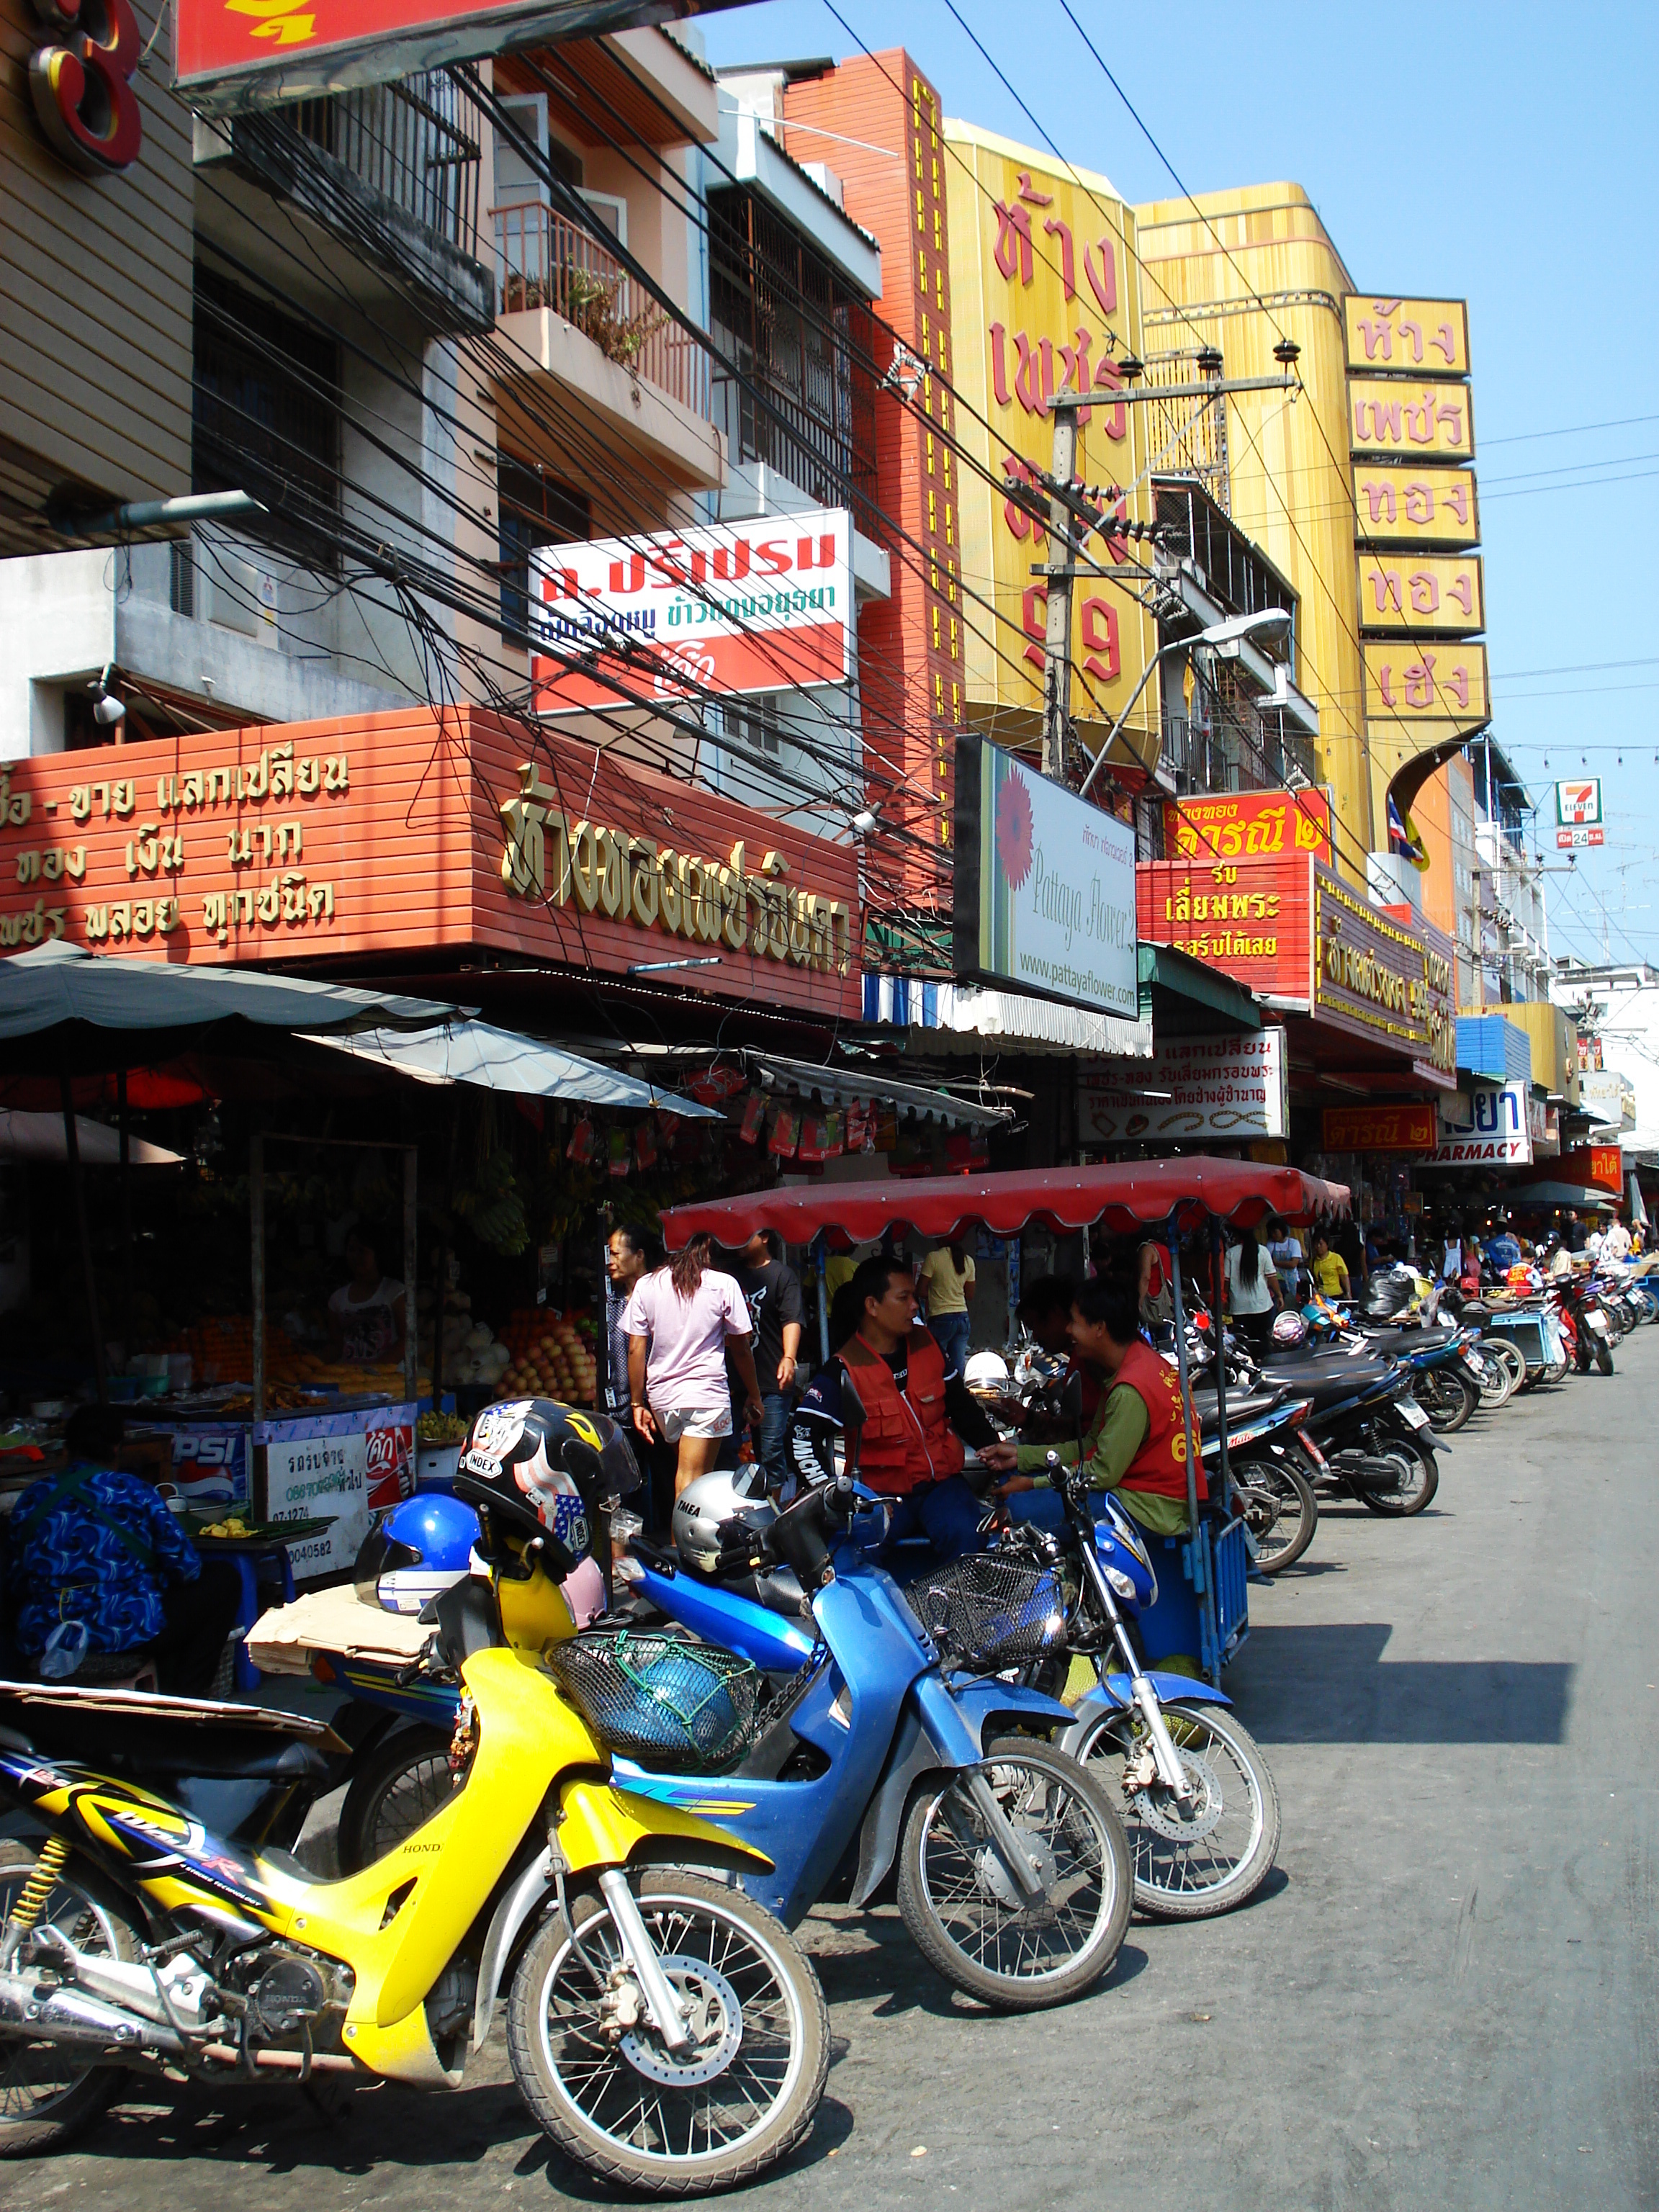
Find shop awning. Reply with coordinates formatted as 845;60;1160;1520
860;973;1153;1058
306;1020;723;1115
752;1052;1010;1129
1506;1181;1618;1214
662;1156;1349;1249
0;1111;182;1165
0;941;454;1049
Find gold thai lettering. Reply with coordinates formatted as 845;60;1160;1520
0;770;32;829
0;899;66;946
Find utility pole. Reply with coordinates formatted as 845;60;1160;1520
1040;389;1091;782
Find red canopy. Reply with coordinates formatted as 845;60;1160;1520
661;1157;1350;1251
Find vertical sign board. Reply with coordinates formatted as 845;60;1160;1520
953;736;1137;1018
1555;779;1604;850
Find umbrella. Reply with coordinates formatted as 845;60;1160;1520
0;1111;181;1166
305;1020;723;1115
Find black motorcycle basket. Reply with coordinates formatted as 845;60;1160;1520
546;1629;767;1771
904;1553;1069;1675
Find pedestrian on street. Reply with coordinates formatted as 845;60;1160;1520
736;1228;805;1491
918;1238;976;1372
626;1233;764;1521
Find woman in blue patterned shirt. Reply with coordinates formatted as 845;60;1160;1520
8;1406;238;1692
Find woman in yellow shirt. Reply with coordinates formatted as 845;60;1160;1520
918;1241;976;1372
1310;1231;1351;1301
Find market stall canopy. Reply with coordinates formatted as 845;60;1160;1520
662;1157;1350;1250
306;1020;723;1115
0;1110;182;1165
0;942;457;1060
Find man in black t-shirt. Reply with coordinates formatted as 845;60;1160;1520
736;1228;806;1490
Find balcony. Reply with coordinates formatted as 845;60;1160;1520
202;75;493;336
490;206;721;494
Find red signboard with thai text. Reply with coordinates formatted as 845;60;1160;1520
1136;854;1314;1004
1321;1103;1437;1154
0;708;860;1021
1163;788;1333;867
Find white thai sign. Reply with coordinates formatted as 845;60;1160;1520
1078;1028;1287;1143
1429;1079;1532;1165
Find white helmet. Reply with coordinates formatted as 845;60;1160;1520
673;1467;775;1574
963;1351;1011;1398
1272;1309;1308;1346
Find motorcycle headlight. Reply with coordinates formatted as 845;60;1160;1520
1105;1566;1139;1601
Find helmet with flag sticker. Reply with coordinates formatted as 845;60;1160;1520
452;1398;639;1624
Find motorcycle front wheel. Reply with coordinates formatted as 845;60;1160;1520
1357;1435;1439;1516
1072;1702;1280;1919
1412;1368;1476;1434
1232;1457;1317;1574
508;1869;827;2198
896;1737;1130;2010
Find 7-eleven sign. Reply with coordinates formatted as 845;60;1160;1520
1555;778;1605;848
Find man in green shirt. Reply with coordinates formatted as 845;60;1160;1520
980;1277;1201;1539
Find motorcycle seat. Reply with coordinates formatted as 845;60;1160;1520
0;1683;344;1784
1188;1388;1283;1434
1254;1357;1398;1408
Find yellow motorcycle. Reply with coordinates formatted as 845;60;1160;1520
0;1566;829;2195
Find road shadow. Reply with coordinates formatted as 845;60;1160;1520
1228;1622;1574;1745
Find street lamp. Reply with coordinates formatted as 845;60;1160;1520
1077;607;1292;799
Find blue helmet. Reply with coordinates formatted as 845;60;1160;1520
354;1493;481;1616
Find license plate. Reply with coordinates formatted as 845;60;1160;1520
1399;1398;1431;1429
1586;1311;1609;1333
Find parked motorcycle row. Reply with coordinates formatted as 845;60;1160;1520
1;1246;1647;2195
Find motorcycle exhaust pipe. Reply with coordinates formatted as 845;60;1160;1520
0;1972;185;2055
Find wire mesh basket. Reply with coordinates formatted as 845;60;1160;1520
545;1629;767;1770
904;1553;1070;1674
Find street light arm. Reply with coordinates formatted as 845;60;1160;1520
1077;644;1169;799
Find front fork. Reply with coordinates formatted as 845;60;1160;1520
1073;1539;1191;1802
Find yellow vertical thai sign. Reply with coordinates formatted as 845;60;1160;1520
945;121;1158;775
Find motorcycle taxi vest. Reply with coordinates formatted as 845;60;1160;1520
838;1328;966;1496
1109;1339;1207;1509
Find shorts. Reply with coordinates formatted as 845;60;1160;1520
652;1405;732;1442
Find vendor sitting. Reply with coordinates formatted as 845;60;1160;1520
328;1228;406;1367
980;1276;1203;1538
7;1406;240;1694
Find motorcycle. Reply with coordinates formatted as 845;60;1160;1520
337;1470;1134;2016
0;1550;831;2195
989;1417;1280;1920
1243;1326;1441;1516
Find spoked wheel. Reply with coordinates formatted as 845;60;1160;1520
336;1726;458;1873
1467;1346;1515;1408
1411;1368;1476;1434
896;1737;1130;2010
1073;1702;1280;1919
1486;1340;1527;1393
508;1869;827;2198
0;1842;141;2157
1231;1457;1317;1574
1357;1437;1439;1516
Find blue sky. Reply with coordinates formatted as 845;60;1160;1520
701;0;1659;971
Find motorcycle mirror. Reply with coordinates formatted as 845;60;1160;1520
1059;1369;1084;1423
840;1367;866;1429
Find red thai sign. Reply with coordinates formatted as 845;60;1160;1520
175;0;752;113
1321;1103;1437;1153
0;708;860;1021
1162;788;1333;867
1136;854;1314;1003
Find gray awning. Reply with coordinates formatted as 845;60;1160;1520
306;1020;723;1114
752;1052;1010;1128
0;941;454;1040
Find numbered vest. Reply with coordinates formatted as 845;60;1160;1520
1112;1339;1206;1507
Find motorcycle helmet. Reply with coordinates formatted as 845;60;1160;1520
1272;1309;1308;1346
963;1351;1011;1401
354;1493;480;1616
453;1398;638;1623
673;1466;775;1575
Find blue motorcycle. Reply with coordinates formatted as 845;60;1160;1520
993;1447;1281;1922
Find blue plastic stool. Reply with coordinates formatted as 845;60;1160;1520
227;1545;296;1694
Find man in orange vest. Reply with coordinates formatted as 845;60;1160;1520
790;1254;998;1564
981;1275;1204;1537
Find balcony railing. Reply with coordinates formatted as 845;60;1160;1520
492;205;709;419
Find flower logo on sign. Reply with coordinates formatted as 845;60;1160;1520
996;765;1034;890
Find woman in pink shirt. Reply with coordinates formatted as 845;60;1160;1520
624;1233;765;1503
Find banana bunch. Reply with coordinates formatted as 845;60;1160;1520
454;1151;529;1256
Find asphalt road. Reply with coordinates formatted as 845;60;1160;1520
8;1332;1658;2211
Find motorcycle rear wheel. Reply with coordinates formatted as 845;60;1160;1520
1231;1457;1317;1574
1357;1437;1439;1516
1072;1702;1280;1919
0;1841;140;2158
1596;1337;1616;1376
1467;1347;1515;1408
508;1869;827;2198
896;1738;1130;2010
1486;1340;1527;1392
